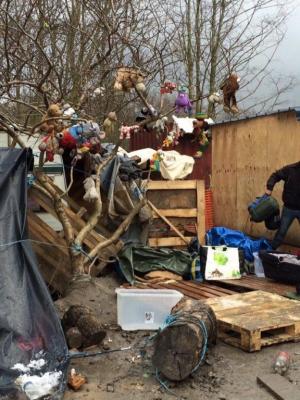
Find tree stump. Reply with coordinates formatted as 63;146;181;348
152;298;217;381
62;304;106;349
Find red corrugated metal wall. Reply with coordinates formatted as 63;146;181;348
129;129;212;188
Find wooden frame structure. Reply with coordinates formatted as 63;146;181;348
147;180;206;247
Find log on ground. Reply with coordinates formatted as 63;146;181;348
152;298;217;381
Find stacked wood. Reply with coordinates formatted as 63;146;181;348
62;305;106;349
152;298;217;381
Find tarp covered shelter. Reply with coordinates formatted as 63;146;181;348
0;148;68;399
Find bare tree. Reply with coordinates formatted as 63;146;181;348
169;0;294;116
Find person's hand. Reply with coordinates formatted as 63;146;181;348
265;189;272;196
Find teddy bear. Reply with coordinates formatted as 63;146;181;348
114;67;146;93
39;104;63;135
220;73;240;114
103;112;117;136
175;86;192;114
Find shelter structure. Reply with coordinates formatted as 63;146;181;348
211;108;300;246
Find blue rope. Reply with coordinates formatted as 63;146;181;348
153;311;210;396
0;238;94;263
71;243;93;261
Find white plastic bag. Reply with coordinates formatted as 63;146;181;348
205;246;241;280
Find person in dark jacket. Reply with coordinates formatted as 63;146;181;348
265;161;300;249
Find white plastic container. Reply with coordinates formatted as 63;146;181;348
253;252;265;278
115;288;183;330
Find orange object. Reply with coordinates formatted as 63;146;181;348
68;369;87;391
205;189;214;231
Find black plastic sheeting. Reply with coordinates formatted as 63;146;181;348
0;149;68;399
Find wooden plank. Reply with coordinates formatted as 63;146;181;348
152;208;197;218
28;210;71;293
147;180;197;190
29;186;120;257
196;180;205;244
257;373;300;400
211;276;295;297
148;237;194;247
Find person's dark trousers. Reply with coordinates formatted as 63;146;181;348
271;206;300;249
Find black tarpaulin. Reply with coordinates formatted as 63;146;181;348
0;148;68;399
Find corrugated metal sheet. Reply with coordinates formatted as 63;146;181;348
130;128;212;187
212;106;300;127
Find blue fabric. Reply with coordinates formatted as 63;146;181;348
206;227;272;262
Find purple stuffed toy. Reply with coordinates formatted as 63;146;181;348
175;86;192;114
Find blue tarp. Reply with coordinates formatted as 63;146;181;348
206;227;272;262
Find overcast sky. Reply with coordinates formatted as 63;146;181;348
272;3;300;107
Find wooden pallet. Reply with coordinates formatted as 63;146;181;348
211;275;295;298
206;290;300;352
147;180;205;247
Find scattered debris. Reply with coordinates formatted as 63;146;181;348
273;351;291;375
68;368;87;391
15;371;62;400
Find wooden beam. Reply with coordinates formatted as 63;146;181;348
148;237;193;247
257;373;300;400
152;208;197;218
147;200;190;244
147;180;197;190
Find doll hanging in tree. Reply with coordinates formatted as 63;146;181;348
220;73;240;114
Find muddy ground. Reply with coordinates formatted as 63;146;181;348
60;274;300;400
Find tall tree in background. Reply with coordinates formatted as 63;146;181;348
0;0;294;126
171;0;294;115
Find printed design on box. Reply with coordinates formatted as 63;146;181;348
205;247;241;280
144;312;154;324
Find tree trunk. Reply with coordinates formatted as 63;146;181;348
152;298;217;381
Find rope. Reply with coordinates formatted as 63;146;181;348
0;238;95;263
71;243;93;261
152;310;215;396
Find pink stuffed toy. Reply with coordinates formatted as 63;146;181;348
119;125;140;140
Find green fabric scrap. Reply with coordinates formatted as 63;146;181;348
117;243;192;284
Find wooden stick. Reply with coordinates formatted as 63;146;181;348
86;198;146;262
147;200;190;245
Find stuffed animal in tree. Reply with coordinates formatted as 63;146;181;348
208;92;222;105
175;86;192;115
160;81;176;94
220;73;240;114
192;112;210;157
114;67;146;93
38;134;63;162
83;177;100;202
39;104;63;135
103;112;117;136
119;125;140;140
